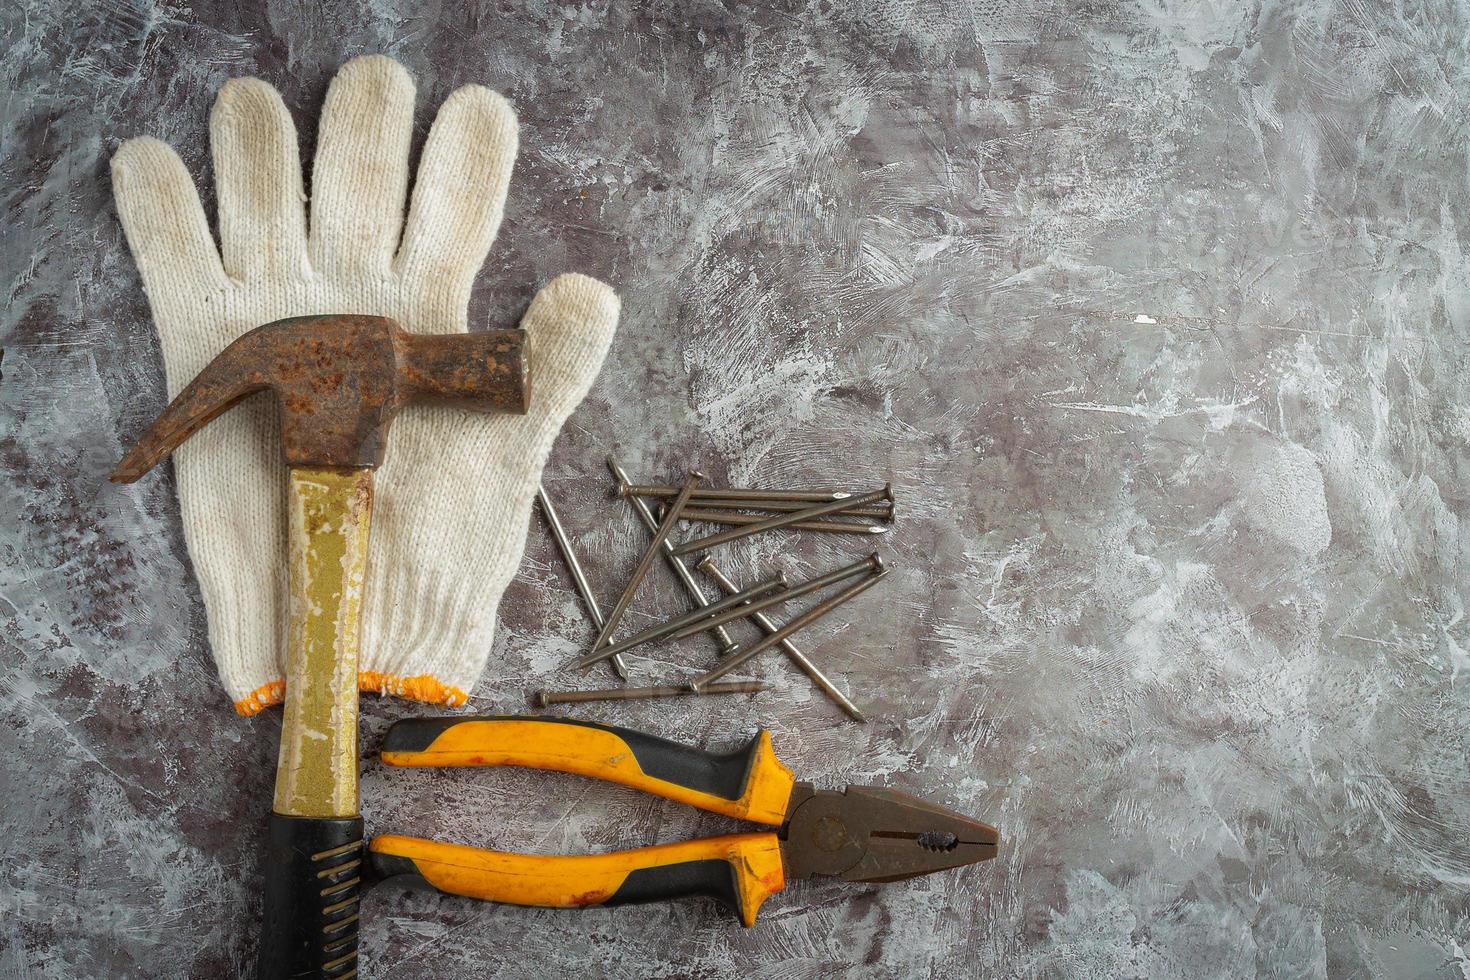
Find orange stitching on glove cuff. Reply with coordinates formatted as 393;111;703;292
235;680;287;717
232;673;470;717
358;671;470;707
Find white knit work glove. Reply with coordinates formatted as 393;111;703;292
111;56;617;715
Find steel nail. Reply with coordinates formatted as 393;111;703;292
532;680;766;707
668;555;879;642
673;507;888;535
537;486;629;679
693;562;888;689
621;483;860;503
670;488;890;556
695;557;867;722
680;498;893;519
571;572;787;670
607;457;740;656
588;471;703;655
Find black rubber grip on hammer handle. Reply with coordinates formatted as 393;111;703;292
257;813;364;979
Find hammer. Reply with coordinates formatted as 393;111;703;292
112;314;528;978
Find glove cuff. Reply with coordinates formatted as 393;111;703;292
233;672;472;717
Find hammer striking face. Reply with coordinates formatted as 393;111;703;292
111;314;529;481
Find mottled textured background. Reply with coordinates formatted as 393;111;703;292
4;1;1470;977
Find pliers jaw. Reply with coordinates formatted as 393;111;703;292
781;783;999;884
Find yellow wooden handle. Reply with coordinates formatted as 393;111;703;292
275;465;372;818
380;716;796;826
369;833;785;927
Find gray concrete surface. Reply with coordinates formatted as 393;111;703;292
5;1;1470;977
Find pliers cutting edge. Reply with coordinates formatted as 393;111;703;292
368;716;999;925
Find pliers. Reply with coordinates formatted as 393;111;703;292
367;716;998;925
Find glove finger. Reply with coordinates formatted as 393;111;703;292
111;137;230;327
520;273;620;420
395;84;517;304
210;76;310;282
309;55;415;278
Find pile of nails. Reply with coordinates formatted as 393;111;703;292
531;456;892;722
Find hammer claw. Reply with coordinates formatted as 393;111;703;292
112;353;267;483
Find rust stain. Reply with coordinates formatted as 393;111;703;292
569;889;610;906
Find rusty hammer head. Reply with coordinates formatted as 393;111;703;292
111;314;529;482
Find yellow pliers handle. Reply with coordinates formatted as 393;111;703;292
368;715;798;925
370;833;786;927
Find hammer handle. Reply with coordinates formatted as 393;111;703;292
257;813;364;979
261;466;372;978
